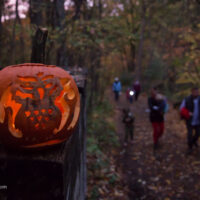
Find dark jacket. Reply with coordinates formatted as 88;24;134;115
133;83;141;93
148;97;165;122
184;95;200;124
122;114;134;127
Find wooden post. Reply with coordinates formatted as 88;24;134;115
31;27;48;63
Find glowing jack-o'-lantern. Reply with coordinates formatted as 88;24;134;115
0;63;80;148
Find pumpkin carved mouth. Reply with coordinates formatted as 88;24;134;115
0;63;80;148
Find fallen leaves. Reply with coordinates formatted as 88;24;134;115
87;155;128;199
88;93;200;200
117;95;200;199
166;179;171;185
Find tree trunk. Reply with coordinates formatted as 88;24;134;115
53;0;67;67
29;0;44;26
98;0;102;19
136;1;146;81
16;0;25;63
0;0;4;65
88;65;94;110
29;0;47;64
52;0;65;28
10;0;20;64
127;42;136;71
73;0;86;20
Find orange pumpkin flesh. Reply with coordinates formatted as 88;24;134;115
0;63;80;149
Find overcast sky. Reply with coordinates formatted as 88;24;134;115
3;0;101;21
4;0;75;21
2;0;28;20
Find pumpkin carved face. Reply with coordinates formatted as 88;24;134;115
0;63;80;148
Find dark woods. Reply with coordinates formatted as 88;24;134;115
0;0;108;110
1;0;200;108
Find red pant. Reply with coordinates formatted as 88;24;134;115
152;122;164;144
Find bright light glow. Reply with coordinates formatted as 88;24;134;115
129;91;134;96
64;0;74;9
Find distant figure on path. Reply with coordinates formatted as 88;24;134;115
112;77;121;102
180;87;200;154
126;87;134;104
133;80;141;101
122;108;135;143
148;87;166;150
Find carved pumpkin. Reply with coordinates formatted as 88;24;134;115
0;63;80;148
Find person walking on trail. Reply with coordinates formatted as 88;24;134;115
122;108;135;144
148;88;166;150
180;87;200;153
133;80;141;101
126;87;134;104
112;77;122;102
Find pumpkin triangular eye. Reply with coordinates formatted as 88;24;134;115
25;111;31;117
34;110;39;115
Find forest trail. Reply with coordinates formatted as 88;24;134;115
110;91;200;200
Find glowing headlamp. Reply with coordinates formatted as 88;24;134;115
129;90;134;96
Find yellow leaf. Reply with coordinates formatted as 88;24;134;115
132;157;139;160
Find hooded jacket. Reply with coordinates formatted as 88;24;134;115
148;96;165;122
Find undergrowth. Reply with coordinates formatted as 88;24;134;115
87;100;123;199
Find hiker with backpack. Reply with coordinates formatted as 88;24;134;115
112;77;122;102
133;80;141;101
148;87;167;150
126;87;135;104
180;87;200;154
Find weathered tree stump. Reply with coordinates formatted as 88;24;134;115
31;27;48;63
0;70;87;200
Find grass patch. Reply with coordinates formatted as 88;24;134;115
87;100;120;199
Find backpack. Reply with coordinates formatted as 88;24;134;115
164;101;169;113
113;81;121;92
180;107;190;120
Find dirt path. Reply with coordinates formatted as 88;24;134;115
111;92;200;200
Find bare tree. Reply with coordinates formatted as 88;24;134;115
136;0;146;81
72;0;87;20
10;0;25;64
0;0;4;64
29;0;44;26
53;0;67;67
